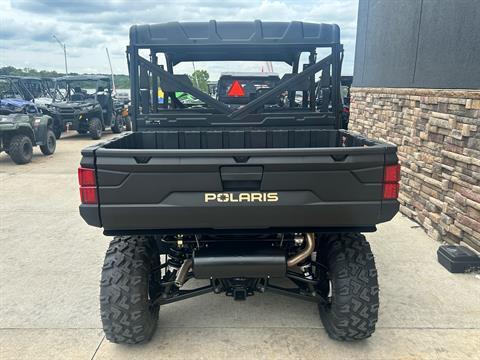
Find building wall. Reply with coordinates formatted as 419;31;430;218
351;0;480;249
353;0;480;89
349;88;480;251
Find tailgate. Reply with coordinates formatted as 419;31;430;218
85;145;398;232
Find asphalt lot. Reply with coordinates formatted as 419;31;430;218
1;131;479;360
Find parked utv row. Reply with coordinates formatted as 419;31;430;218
0;74;132;164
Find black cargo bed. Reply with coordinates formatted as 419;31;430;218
101;129;380;150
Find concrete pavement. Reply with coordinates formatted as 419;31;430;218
1;131;479;359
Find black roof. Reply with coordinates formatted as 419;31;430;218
130;20;340;64
55;75;110;82
0;75;42;81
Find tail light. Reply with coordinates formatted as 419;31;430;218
383;164;401;200
78;167;97;204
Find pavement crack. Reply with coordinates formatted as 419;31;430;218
90;335;105;360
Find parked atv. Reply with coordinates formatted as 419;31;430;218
113;98;132;132
0;100;56;164
46;75;127;140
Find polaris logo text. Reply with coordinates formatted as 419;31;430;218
204;192;279;203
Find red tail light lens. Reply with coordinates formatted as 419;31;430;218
383;163;401;200
384;164;401;183
78;167;97;204
227;80;245;97
80;187;97;204
78;167;96;186
383;183;399;200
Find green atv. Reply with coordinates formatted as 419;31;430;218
0;101;56;164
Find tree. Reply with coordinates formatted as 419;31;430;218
189;69;209;92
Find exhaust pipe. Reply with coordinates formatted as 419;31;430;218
287;233;315;267
175;258;192;287
187;233;315;281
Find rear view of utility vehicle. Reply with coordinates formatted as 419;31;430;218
78;21;400;344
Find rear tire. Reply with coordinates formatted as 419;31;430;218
125;116;132;131
317;233;379;341
111;115;124;133
40;129;56;155
8;134;33;164
53;126;62;139
88;117;102;140
100;236;160;344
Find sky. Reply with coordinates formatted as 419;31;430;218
0;0;359;80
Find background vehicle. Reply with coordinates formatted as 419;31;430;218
112;98;132;131
79;21;400;344
46;75;127;139
217;72;281;108
340;75;353;128
0;75;25;100
13;76;56;105
0;100;56;164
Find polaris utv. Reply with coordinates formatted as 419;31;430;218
47;75;127;139
0;97;56;164
78;21;400;344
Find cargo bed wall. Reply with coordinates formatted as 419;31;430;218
103;129;377;150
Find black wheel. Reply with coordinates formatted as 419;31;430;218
8;134;33;164
316;233;379;341
40;129;56;155
88;117;102;140
53;126;62;139
111;115;124;134
125;116;132;131
100;236;160;344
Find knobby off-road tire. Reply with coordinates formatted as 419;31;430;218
53;126;62;139
8;134;33;164
111;115;124;134
100;236;160;344
317;233;379;341
40;129;56;155
88;117;102;140
125;116;132;131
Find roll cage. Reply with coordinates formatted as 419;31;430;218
127;21;344;132
0;76;55;102
53;75;112;102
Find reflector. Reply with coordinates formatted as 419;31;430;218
384;164;401;183
80;187;97;204
383;183;399;200
227;80;245;97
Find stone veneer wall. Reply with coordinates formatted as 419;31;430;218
349;88;480;251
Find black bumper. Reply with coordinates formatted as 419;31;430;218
80;200;398;234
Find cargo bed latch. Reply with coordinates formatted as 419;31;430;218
220;166;263;190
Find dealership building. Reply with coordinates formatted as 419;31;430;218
349;0;480;250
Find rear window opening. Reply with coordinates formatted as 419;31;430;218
103;130;379;150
